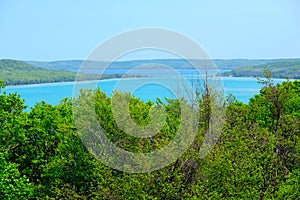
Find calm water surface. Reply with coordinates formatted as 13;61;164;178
5;77;286;109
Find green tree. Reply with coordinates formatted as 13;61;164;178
0;152;34;199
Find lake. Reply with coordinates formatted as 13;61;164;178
4;76;286;109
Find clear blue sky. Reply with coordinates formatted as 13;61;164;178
0;0;299;61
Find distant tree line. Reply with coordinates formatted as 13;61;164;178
0;59;130;86
223;60;300;79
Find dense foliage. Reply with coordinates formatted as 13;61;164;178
0;79;299;199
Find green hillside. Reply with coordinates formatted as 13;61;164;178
223;60;300;79
27;58;292;71
0;59;122;86
0;59;77;85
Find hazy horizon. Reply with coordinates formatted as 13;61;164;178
2;57;300;63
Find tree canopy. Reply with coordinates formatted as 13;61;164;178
0;79;299;199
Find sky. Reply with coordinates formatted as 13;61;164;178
0;0;299;61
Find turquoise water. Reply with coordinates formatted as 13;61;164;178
4;77;285;109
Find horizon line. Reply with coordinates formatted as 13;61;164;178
2;57;300;63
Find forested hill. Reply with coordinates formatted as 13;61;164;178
2;59;300;86
26;58;300;71
0;59;121;86
0;59;77;85
222;60;300;79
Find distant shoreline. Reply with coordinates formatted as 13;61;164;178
5;76;293;89
2;59;299;88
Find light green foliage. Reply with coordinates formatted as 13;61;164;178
0;80;4;89
0;152;34;199
0;79;299;199
276;169;300;199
